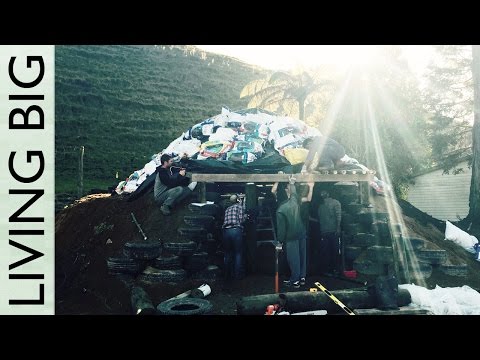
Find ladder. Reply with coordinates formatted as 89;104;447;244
256;207;277;247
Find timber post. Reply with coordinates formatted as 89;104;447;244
245;183;257;275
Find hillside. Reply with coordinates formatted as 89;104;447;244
55;45;265;194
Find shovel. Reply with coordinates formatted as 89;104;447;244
131;212;147;241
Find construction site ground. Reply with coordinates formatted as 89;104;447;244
55;187;480;315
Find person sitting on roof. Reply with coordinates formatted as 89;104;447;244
154;154;196;215
301;136;346;173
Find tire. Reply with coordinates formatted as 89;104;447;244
359;211;389;227
154;254;183;270
177;227;208;237
198;237;219;255
345;203;363;215
416;249;447;265
138;267;187;283
344;223;363;235
401;261;432;279
123;241;162;260
107;257;143;275
371;221;390;239
184;252;209;272
352;233;377;248
188;203;220;217
191;265;222;281
344;246;364;261
353;253;389;276
156;298;213;315
163;241;198;256
440;262;468;277
184;215;215;229
366;246;394;264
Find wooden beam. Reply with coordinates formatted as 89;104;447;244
237;288;411;315
245;183;257;275
354;307;433;315
191;172;375;183
198;182;206;203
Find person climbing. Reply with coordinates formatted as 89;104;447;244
301;136;346;173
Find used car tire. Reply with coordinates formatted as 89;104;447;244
156;298;213;315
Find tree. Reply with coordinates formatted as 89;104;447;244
423;46;473;172
423;45;480;224
240;70;324;120
327;46;430;197
470;45;480;222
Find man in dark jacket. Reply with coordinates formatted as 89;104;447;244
301;136;346;173
154;154;195;215
317;190;342;274
276;178;305;288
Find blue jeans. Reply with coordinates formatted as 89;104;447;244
319;232;339;273
155;186;191;208
222;227;245;280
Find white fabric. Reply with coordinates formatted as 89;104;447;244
399;284;480;315
445;220;478;253
163;137;201;158
208;127;237;142
144;160;157;176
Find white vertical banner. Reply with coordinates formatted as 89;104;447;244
0;46;55;314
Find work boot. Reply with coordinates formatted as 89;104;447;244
160;204;171;216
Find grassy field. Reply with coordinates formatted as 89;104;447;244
55;45;265;195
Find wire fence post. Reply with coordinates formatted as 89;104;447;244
77;146;84;198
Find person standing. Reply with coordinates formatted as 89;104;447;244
222;194;248;281
317;189;342;274
154;153;196;215
297;182;314;285
276;178;304;288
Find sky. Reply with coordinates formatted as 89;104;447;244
196;45;434;75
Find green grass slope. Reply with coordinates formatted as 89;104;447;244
55;45;265;194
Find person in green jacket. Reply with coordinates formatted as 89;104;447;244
276;177;305;288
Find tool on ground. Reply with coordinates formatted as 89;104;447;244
130;212;147;241
314;281;356;315
274;242;282;293
309;288;318;293
268;207;281;294
165;283;212;302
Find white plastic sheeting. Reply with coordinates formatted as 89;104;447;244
399;284;480;315
445;220;478;253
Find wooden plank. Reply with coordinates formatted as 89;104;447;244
355;307;433;315
191;172;375;183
